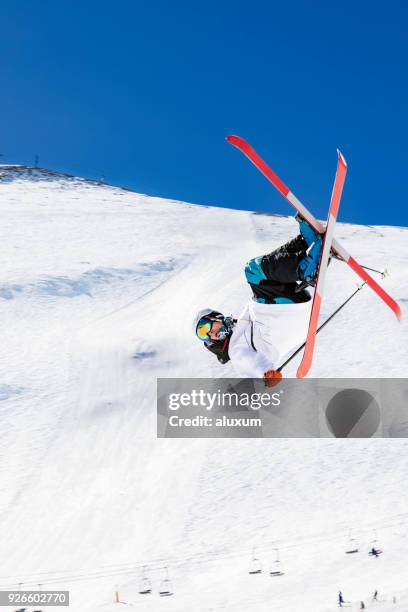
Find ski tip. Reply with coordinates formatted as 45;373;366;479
336;148;347;167
396;304;403;322
226;134;241;146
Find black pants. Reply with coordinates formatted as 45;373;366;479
245;235;310;304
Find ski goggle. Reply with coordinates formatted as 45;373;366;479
196;318;215;342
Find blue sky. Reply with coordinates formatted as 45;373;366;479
1;1;407;225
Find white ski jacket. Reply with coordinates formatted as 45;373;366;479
228;299;312;378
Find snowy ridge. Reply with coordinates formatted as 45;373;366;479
0;168;407;611
0;164;128;190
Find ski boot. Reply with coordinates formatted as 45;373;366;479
295;212;339;263
295;212;321;247
297;238;322;284
294;213;322;289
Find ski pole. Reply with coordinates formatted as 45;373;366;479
360;265;387;277
278;283;367;373
331;253;387;277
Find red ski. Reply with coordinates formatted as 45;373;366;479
226;135;402;321
297;150;347;378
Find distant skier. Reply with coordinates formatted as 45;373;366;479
360;602;365;609
370;547;380;557
373;590;378;601
338;590;345;607
194;216;322;382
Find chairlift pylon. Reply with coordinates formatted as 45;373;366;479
248;547;262;574
158;566;173;597
138;565;152;595
269;548;285;576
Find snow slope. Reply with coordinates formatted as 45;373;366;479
1;165;407;611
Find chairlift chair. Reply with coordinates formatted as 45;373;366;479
158;578;173;597
138;566;152;595
345;536;359;554
158;567;173;597
248;547;262;574
138;577;152;595
270;549;285;576
270;561;284;576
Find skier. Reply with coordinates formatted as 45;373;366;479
194;216;322;383
338;591;344;607
360;602;365;609
373;590;378;601
371;547;380;557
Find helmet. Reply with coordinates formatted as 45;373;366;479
195;309;224;342
194;309;234;343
